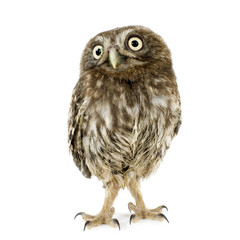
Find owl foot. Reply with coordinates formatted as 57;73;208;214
128;202;169;224
74;207;120;230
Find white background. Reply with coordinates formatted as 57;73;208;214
0;0;240;239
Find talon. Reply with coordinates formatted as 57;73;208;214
161;205;168;211
158;213;169;223
129;214;135;225
113;218;120;230
83;220;90;231
74;212;83;219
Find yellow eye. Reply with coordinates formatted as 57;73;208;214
93;45;103;59
128;37;143;51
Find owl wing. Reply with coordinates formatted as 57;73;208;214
174;95;182;135
68;81;91;178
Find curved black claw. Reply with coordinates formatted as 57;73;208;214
74;212;83;220
161;205;168;211
158;213;169;223
83;220;90;231
113;218;120;230
129;214;136;225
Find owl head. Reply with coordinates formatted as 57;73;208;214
80;26;172;80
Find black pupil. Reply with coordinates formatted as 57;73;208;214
96;48;101;56
131;40;139;47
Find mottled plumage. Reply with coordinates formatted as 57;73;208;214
68;26;181;230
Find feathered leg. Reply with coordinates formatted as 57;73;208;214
127;177;169;224
75;180;120;230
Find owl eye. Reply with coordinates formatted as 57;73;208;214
93;45;103;59
128;37;143;51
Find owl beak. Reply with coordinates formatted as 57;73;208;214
108;46;121;69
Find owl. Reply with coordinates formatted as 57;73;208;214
68;26;181;230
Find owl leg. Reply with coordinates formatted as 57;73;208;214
127;177;169;224
74;180;120;230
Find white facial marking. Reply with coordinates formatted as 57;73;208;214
115;29;133;48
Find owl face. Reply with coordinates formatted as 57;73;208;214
81;26;171;75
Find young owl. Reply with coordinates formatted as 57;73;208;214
68;26;181;230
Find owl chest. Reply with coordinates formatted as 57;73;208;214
84;88;170;140
81;85;178;178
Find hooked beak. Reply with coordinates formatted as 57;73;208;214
108;46;121;69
